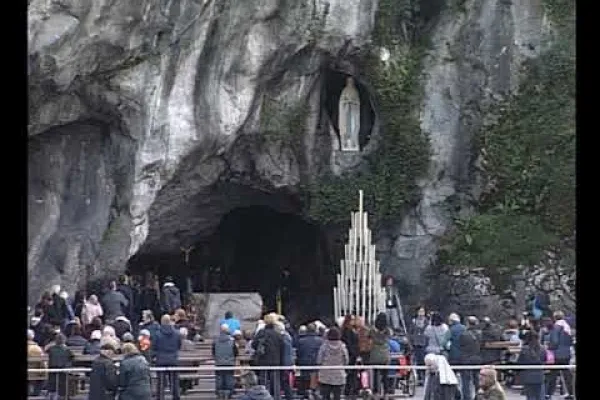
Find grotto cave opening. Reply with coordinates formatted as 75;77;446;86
323;69;375;149
127;204;337;325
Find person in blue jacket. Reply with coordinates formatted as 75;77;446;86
153;314;182;400
444;313;465;366
220;311;241;334
296;323;324;399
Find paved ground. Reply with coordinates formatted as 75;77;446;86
176;381;535;399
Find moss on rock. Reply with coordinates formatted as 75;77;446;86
438;1;575;282
306;0;431;225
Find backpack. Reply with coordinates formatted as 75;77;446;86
214;337;236;366
358;327;373;353
253;334;267;359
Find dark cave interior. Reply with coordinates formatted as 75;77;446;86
128;205;339;324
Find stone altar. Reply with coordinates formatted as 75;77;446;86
196;292;263;336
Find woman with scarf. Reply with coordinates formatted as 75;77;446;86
423;353;459;400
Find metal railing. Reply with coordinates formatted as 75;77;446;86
28;363;577;371
28;364;576;399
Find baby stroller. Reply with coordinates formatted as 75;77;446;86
356;354;417;399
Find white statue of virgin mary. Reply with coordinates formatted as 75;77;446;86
338;77;361;151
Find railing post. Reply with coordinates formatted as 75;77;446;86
276;369;283;400
65;372;69;400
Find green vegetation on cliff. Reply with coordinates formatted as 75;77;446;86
438;0;575;281
307;0;431;224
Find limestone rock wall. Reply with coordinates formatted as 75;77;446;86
376;0;552;300
28;0;377;303
28;0;559;308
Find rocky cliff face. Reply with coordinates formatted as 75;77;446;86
28;0;559;307
376;0;552;299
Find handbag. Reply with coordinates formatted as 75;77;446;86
309;372;318;389
545;349;555;365
360;370;370;389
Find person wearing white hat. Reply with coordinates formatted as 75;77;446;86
84;330;103;355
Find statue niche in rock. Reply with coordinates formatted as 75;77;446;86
338;77;361;152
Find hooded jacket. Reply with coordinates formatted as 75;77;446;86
317;340;349;385
251;325;284;366
118;353;152;400
161;282;181;314
82;301;104;325
212;332;238;366
296;332;324;366
153;325;181;366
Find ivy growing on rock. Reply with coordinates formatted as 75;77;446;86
438;0;575;285
260;94;310;156
306;0;431;225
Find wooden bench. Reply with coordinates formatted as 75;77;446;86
484;341;521;353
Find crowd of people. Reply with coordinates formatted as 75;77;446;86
27;276;576;400
211;306;575;400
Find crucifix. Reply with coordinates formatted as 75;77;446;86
181;245;195;297
180;245;195;265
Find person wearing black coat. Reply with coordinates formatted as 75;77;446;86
458;316;483;400
251;314;284;396
118;343;153;400
46;334;74;399
517;330;546;400
480;317;504;364
153;315;182;400
117;275;135;322
161;278;182;315
88;343;119;400
101;282;129;322
340;317;360;397
140;283;162;321
42;296;63;327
